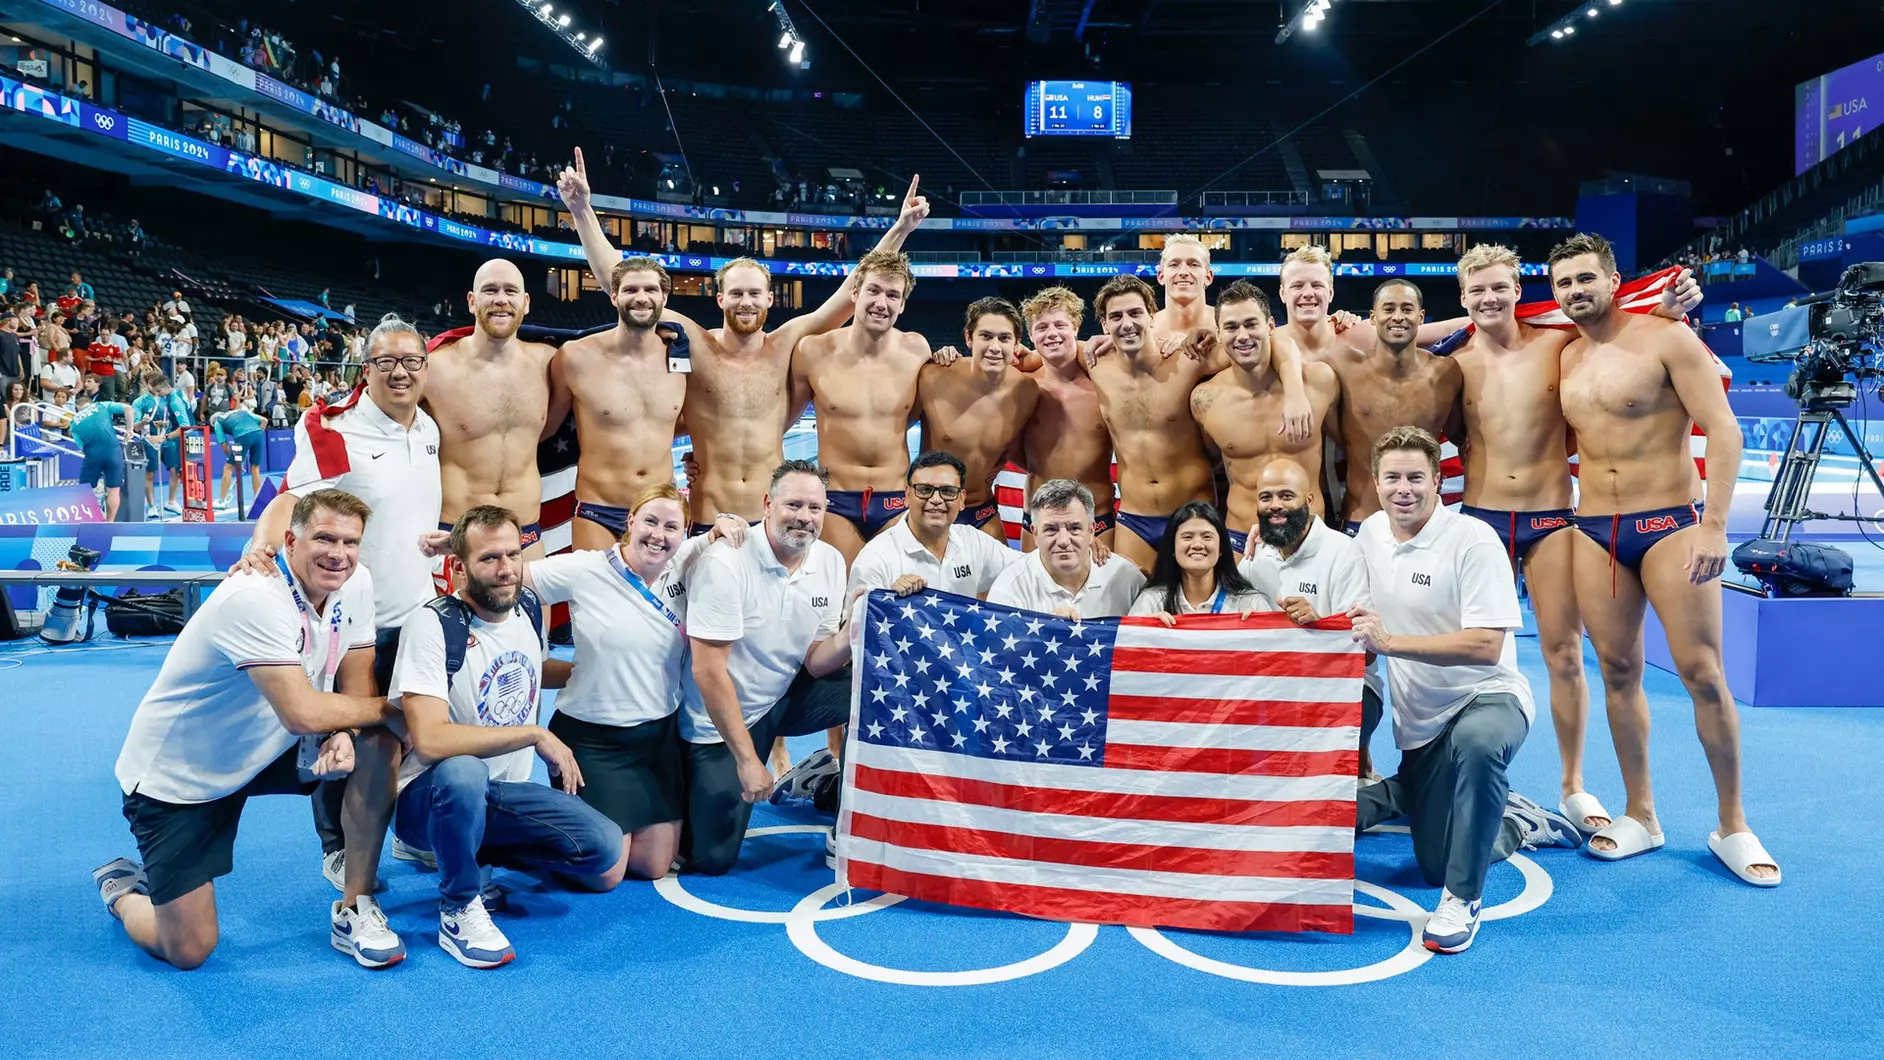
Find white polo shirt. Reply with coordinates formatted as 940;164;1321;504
286;386;442;630
680;530;846;744
390;599;547;792
1354;507;1534;750
115;568;378;804
1240;517;1383;697
986;554;1146;619
1127;582;1269;617
530;536;710;728
848;519;1021;602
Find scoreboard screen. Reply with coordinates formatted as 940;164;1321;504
1024;81;1132;139
1797;50;1883;175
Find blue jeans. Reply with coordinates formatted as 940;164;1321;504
394;756;623;907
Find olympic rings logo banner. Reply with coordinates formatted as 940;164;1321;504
652;824;1555;989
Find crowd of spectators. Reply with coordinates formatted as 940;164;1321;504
1;261;371;462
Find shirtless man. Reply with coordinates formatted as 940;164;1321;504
1551;232;1777;885
542;255;688;550
914;297;1038;541
1451;244;1705;834
1149;236;1311;439
1447;244;1594;831
424;259;558;560
1316;278;1463;533
558;148;930;530
1017;287;1115;546
1190;279;1341;555
1085;274;1227;571
788;249;934;566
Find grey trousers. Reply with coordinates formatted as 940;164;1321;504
1355;692;1528;903
681;667;853;876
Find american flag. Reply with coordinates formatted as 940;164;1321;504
836;589;1367;934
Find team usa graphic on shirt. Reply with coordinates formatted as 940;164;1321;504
476;651;539;727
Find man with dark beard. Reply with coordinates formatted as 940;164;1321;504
1238;458;1384;779
388;506;623;968
424;260;560;560
558;149;930;533
542;256;689;551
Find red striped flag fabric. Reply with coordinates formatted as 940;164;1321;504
1507;265;1731;481
837;590;1366;934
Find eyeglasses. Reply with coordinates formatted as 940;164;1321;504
366;355;428;372
909;483;963;500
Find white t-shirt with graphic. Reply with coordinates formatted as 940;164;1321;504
390;600;548;792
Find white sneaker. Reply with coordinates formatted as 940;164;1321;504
1422;889;1483;954
391;837;438;870
438;894;514;968
322;850;388;894
330;896;406;969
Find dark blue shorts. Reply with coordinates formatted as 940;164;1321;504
1574;503;1703;573
227;430;264;468
956;499;1001;527
1114;511;1170;547
575;500;631;539
825;487;908;539
1460;505;1574;563
80;445;125;490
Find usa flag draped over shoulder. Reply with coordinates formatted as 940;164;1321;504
1453;264;1731;482
837;589;1367;934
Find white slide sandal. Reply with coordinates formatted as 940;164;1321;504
1583;815;1665;861
1709;830;1782;887
1559;791;1612;836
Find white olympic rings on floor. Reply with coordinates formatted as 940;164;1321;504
656;822;1554;987
653;826;907;924
1127;881;1432;987
786;882;1101;987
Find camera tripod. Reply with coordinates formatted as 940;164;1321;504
1758;394;1884;542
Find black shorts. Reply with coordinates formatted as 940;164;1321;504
121;747;315;905
547;710;684;833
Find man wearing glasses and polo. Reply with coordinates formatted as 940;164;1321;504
235;313;443;891
844;450;1023;607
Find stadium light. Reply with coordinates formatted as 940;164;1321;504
513;0;607;67
766;1;808;68
1530;0;1636;45
1277;0;1336;44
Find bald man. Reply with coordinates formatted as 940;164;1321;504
1237;457;1382;779
423;260;559;561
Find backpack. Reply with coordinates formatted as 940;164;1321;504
1730;538;1854;598
426;588;545;684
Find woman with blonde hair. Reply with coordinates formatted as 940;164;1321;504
519;484;749;881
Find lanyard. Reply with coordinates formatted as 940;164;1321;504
1208;586;1228;614
277;551;345;687
607;546;683;629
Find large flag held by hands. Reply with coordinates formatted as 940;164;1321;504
836;590;1367;935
